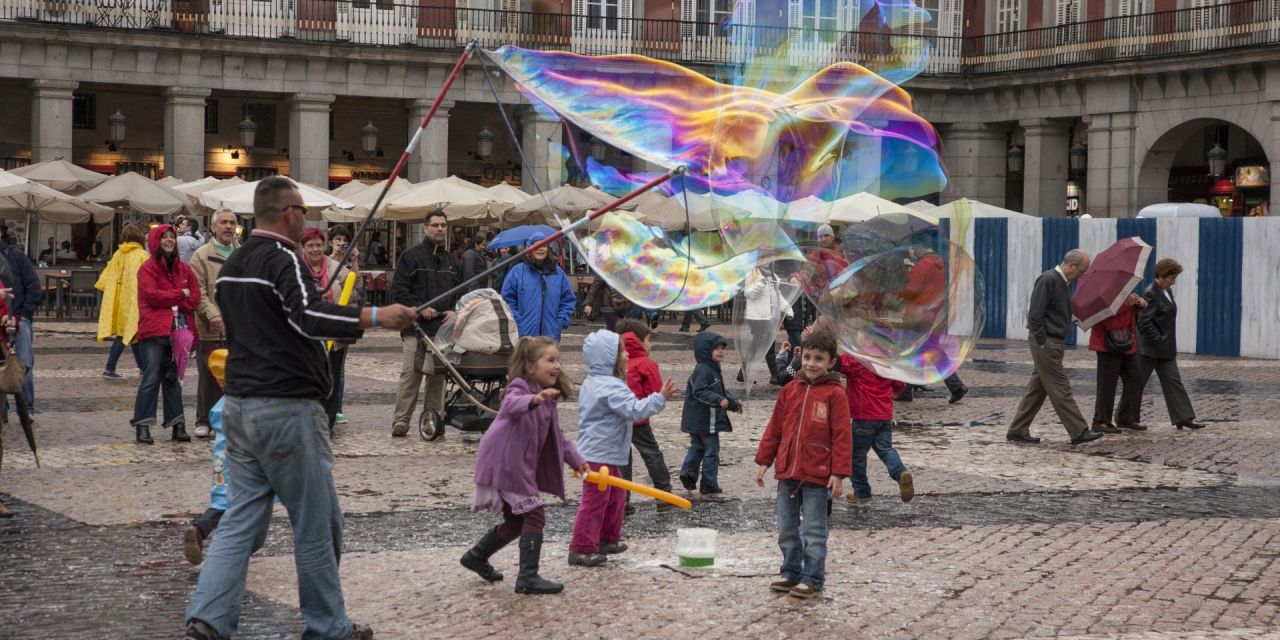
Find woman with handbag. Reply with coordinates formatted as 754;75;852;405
300;227;362;433
1137;258;1206;431
131;225;200;445
1089;293;1147;433
0;276;36;518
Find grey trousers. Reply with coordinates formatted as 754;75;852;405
392;336;446;429
1008;337;1089;440
1139;355;1196;426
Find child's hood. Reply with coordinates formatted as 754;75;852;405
693;330;727;367
583;329;621;376
621;332;648;360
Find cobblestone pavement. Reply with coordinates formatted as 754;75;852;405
3;321;1280;639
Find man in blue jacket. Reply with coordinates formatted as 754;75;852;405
501;243;576;341
1;238;40;417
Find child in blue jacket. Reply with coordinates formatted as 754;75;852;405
569;329;675;566
679;331;742;495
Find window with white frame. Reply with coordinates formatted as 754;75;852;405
586;0;621;30
1055;0;1079;43
995;0;1021;48
693;0;734;36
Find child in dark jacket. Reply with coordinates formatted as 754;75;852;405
679;330;742;495
616;319;676;512
838;353;914;504
755;331;851;599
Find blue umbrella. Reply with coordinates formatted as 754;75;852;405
488;224;557;250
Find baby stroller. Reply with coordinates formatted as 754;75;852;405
414;289;517;441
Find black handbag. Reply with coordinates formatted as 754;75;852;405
1104;328;1133;354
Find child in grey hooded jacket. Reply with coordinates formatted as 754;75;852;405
568;329;675;566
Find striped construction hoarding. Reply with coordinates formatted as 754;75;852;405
954;217;1280;359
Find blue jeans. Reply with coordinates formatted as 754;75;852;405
776;479;830;590
185;396;353;640
104;335;141;373
130;337;185;428
2;318;34;419
851;420;907;498
680;433;720;491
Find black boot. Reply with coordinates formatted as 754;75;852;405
514;533;562;595
136;425;154;445
172;423;192;442
460;526;509;583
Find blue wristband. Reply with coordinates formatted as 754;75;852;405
370;306;378;327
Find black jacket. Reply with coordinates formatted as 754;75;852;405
461;247;488;292
1026;268;1072;345
215;230;364;400
391;238;460;337
1137;283;1178;360
0;243;40;319
680;331;741;434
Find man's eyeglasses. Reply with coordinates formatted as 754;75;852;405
426;222;448;228
283;204;310;215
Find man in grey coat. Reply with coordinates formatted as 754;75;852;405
1006;249;1103;445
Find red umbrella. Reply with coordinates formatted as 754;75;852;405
1071;237;1152;330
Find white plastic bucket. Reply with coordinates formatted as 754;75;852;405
675;527;717;567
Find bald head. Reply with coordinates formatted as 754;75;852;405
1060;249;1091;281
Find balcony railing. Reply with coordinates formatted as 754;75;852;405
1;0;1276;76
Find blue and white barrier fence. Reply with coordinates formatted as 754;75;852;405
948;216;1280;359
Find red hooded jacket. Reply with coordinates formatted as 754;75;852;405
136;224;200;341
622;332;662;426
755;372;852;486
898;251;946;328
838;355;906;421
1088;301;1138;355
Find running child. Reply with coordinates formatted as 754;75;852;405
463;336;587;595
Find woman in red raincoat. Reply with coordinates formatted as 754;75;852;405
131;224;199;445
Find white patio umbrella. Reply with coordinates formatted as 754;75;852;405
482;182;530;206
637;192;734;231
200;177;354;215
330;180;372;199
930;198;1025;220
78;172;192;216
903;200;938;213
827;192;916;223
782;195;834;224
8;158;110;194
506;184;614;223
322;178;416;222
380;176;487;222
0;169;113;223
157;176;186;186
174;177;245;209
1137;202;1221;218
720;191;787;219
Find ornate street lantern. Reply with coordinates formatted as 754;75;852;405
1069;142;1087;174
238;116;257;149
476;127;494;160
108;110;127;150
1007;145;1024;174
590;137;607;162
1207;142;1227;177
361;121;378;155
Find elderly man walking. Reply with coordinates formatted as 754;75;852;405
1006;249;1103;445
188;209;238;438
182;177;417;640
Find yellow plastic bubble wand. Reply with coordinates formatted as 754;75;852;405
326;271;358;353
576;464;693;510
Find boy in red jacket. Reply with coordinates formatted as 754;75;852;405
838;353;914;505
616;319;675;512
755;331;851;599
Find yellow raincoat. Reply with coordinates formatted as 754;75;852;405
95;242;147;344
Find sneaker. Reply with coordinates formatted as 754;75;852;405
770;579;798;592
598;542;628;554
679;473;696;491
846;495;873;505
699;487;724;496
182;620;219;640
345;623;374;640
335;413;349;424
183;524;205;565
102;370;122;380
391;423;409;437
898;471;915;503
655;501;676;513
193;424;211;438
789;584;822;599
567;551;607;566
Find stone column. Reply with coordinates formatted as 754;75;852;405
29;79;78;163
1021;118;1072;217
1272;102;1280;215
405;99;452;183
1082;112;1139;218
163;87;211;182
940;122;1009;207
520;108;563;193
1083;114;1111;218
287;93;334;187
